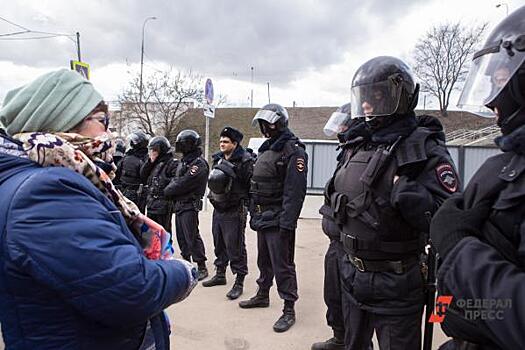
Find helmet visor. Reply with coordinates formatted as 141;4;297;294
251;110;282;126
458;44;525;118
323;111;351;136
350;80;402;119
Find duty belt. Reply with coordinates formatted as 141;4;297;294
347;254;419;274
340;232;420;254
254;204;281;214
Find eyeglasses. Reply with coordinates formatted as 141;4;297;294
86;113;110;131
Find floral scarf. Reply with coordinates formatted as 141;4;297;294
14;131;173;260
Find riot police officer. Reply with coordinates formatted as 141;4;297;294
312;103;353;350
430;7;525;350
238;103;307;333
333;56;459;349
140;136;178;232
164;129;209;280
202;126;253;300
116;131;150;212
112;138;126;190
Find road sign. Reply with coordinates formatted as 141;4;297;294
203;103;215;119
70;60;90;80
205;78;214;104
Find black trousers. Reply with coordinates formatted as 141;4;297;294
256;227;298;302
175;209;207;263
324;239;346;337
341;262;423;350
147;212;173;233
211;207;248;276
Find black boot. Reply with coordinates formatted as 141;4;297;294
238;289;269;309
197;262;208;281
226;275;244;300
202;269;226;287
273;301;296;333
311;330;345;350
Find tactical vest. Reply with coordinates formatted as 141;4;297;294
148;159;174;199
331;127;440;260
121;154;144;188
250;139;298;207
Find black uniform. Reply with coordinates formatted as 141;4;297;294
249;129;307;302
433;136;525;350
429;7;525;350
329;115;458;350
208;146;253;277
140;151;178;232
117;146;149;212
318;150;355;344
164;149;208;263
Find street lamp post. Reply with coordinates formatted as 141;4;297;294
140;16;157;102
496;3;509;16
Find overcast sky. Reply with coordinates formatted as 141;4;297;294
1;0;524;109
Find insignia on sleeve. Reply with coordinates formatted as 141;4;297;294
436;163;457;193
296;158;305;172
189;165;199;176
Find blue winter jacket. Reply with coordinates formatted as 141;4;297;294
0;133;191;349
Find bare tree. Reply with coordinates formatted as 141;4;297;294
413;22;488;117
117;69;204;139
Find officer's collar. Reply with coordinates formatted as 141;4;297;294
182;148;202;163
213;144;245;162
259;129;295;153
370;114;417;145
495;124;525;155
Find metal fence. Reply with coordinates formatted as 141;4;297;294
303;140;501;194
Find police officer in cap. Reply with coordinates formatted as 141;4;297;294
116;131;150;212
165;129;209;280
202;126;253;300
140;136;178;232
312;103;356;350
333;56;459;349
430;6;525;349
239;103;307;333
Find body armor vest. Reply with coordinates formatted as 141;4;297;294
333;141;419;260
121;154;144;188
250;145;290;206
148;160;172;199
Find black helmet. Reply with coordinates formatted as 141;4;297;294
128;131;150;149
208;159;235;194
324;102;352;136
148;136;171;154
114;138;126;158
350;56;419;120
457;5;525;134
175;129;201;154
252;103;289;137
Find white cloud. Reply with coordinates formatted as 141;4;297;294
1;0;524;107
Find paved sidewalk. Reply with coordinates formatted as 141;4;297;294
167;200;450;349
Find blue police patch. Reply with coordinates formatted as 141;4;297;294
436;163;457;193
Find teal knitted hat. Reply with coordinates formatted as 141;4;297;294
0;69;103;135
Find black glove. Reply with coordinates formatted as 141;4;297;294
430;194;492;260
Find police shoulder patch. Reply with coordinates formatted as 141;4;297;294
296;157;305;172
189;165;199;175
436;163;457;193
